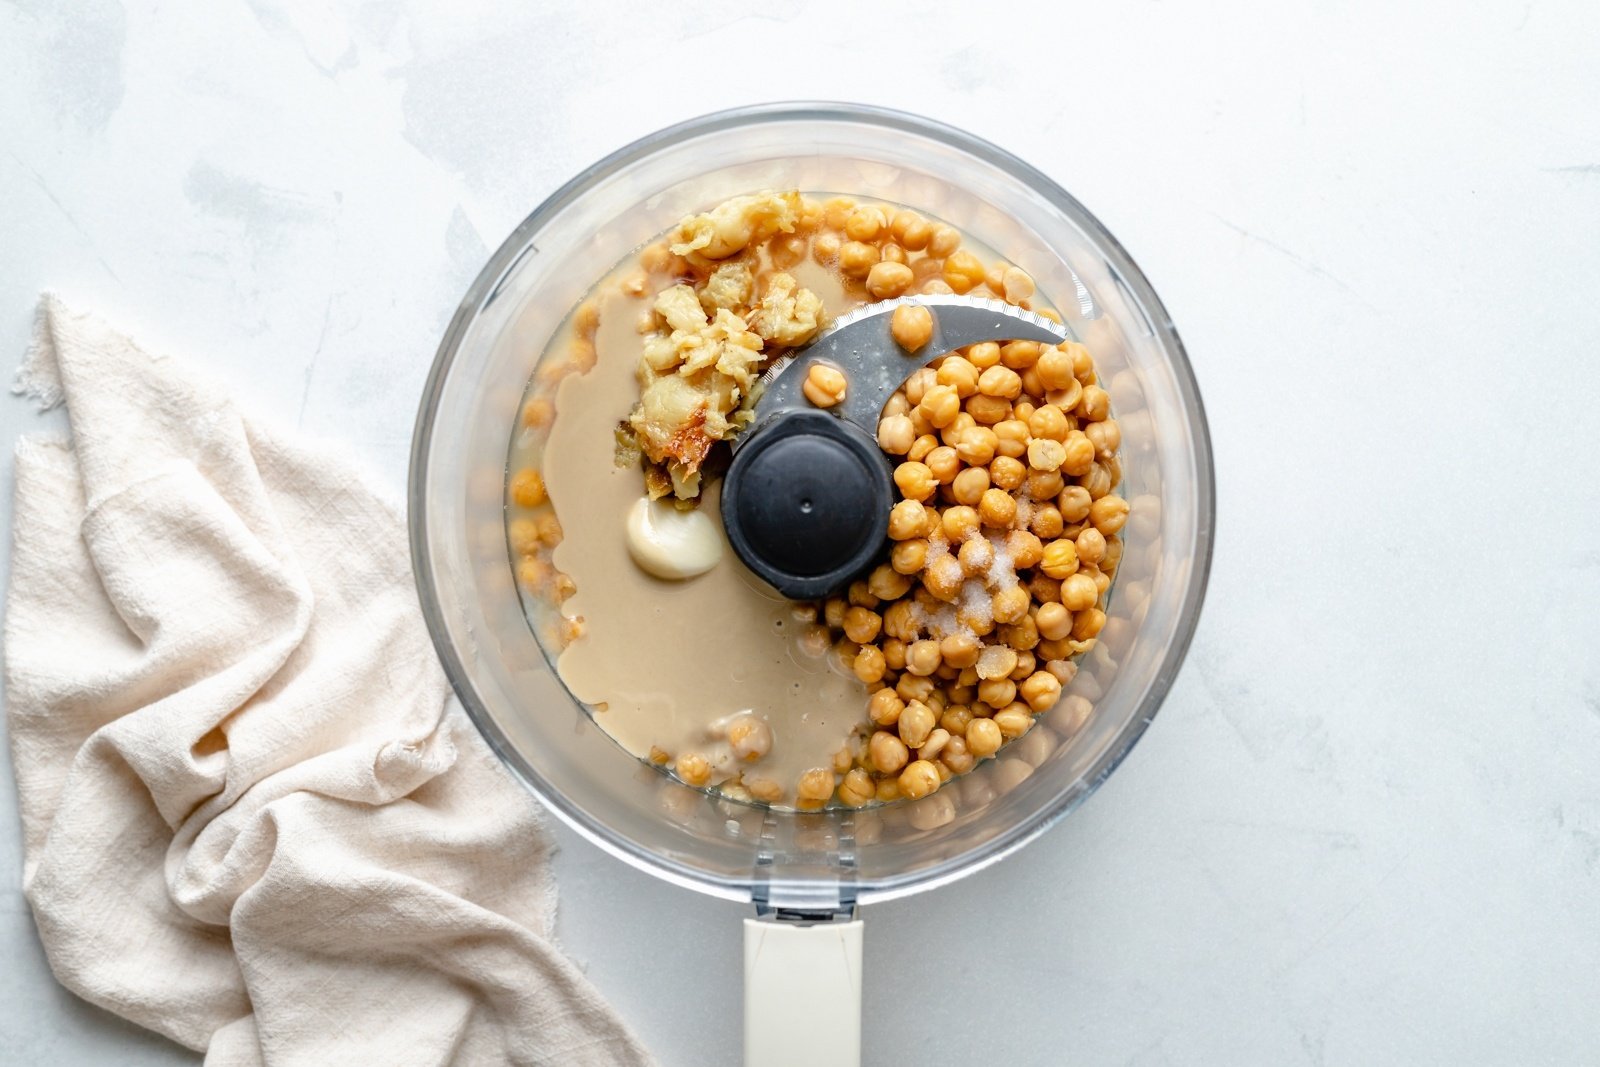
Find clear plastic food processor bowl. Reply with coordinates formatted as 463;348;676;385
409;103;1214;914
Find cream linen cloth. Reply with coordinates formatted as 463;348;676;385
4;296;652;1066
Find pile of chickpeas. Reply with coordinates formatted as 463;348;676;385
789;197;1129;808
511;192;1130;811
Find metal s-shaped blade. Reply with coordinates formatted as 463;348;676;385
745;295;1072;445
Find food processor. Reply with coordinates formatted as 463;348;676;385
409;102;1214;1066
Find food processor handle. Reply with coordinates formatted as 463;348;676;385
743;917;864;1067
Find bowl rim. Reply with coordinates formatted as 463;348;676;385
409;100;1216;904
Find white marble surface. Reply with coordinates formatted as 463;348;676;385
3;1;1599;1063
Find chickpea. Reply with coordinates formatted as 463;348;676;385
976;644;1019;680
822;196;856;229
1075;526;1107;565
1059;431;1096;477
728;716;774;761
847;580;879;609
1020;671;1063;713
1049;376;1084;413
1103;536;1124;573
965;342;1001;371
912;256;945;285
1000;341;1042;370
877;413;916;455
1090;494;1131;535
1087;564;1112;596
993;420;1030;459
922;555;964;601
990;455;1026;491
925;445;961;483
918;384;961;429
812;232;842;265
508;518;540;557
802;364;848;408
1036;602;1073;641
1061;572;1099;612
867;261;915;299
893;461;937;502
1013;398;1037;422
892;211;933;251
994;706;1034;740
957;536;994;576
1084;417;1119;456
842;606;883;645
844;206;883;242
921;278;955;296
918;727;952;762
870;730;910;775
977;365;1023;399
1030;503;1065;539
1007;529;1045;569
1019;366;1045;401
883;391;911;418
840;240;880;278
937;355;980;398
509;468;548;508
1078;384;1111;422
521;396;554;429
937;633;981;673
896;759;939;799
1025;470;1065;500
943;250;986;293
928;224;962;257
1027;405;1070;443
898;672;937;703
891;304;934;352
979;488;1018;529
907;432;937;461
891;537;929;573
796;771;838;806
965;394;1011;425
1035;346;1076;391
967;717;1003;759
553;572;577;602
888;499;927;540
867;563;912;602
941;504;981;542
1040;538;1080;579
516;555;547;589
1027;437;1067;473
1058;485;1093;523
991;585;1030;625
897;700;937;748
951;466;991;506
869;688;906;728
838;767;875;807
1001;266;1036;304
535;513;563;548
675;753;711;787
940;411;976;447
955;426;998;466
905;640;943;678
881;637;908;671
853;644;887;684
769;232;807;269
939;734;975;775
979;677;1018;710
1009;650;1037;681
822;597;847;629
1072;607;1107;641
940;703;974;737
1083;462;1114;501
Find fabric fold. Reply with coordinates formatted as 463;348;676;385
5;295;652;1066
